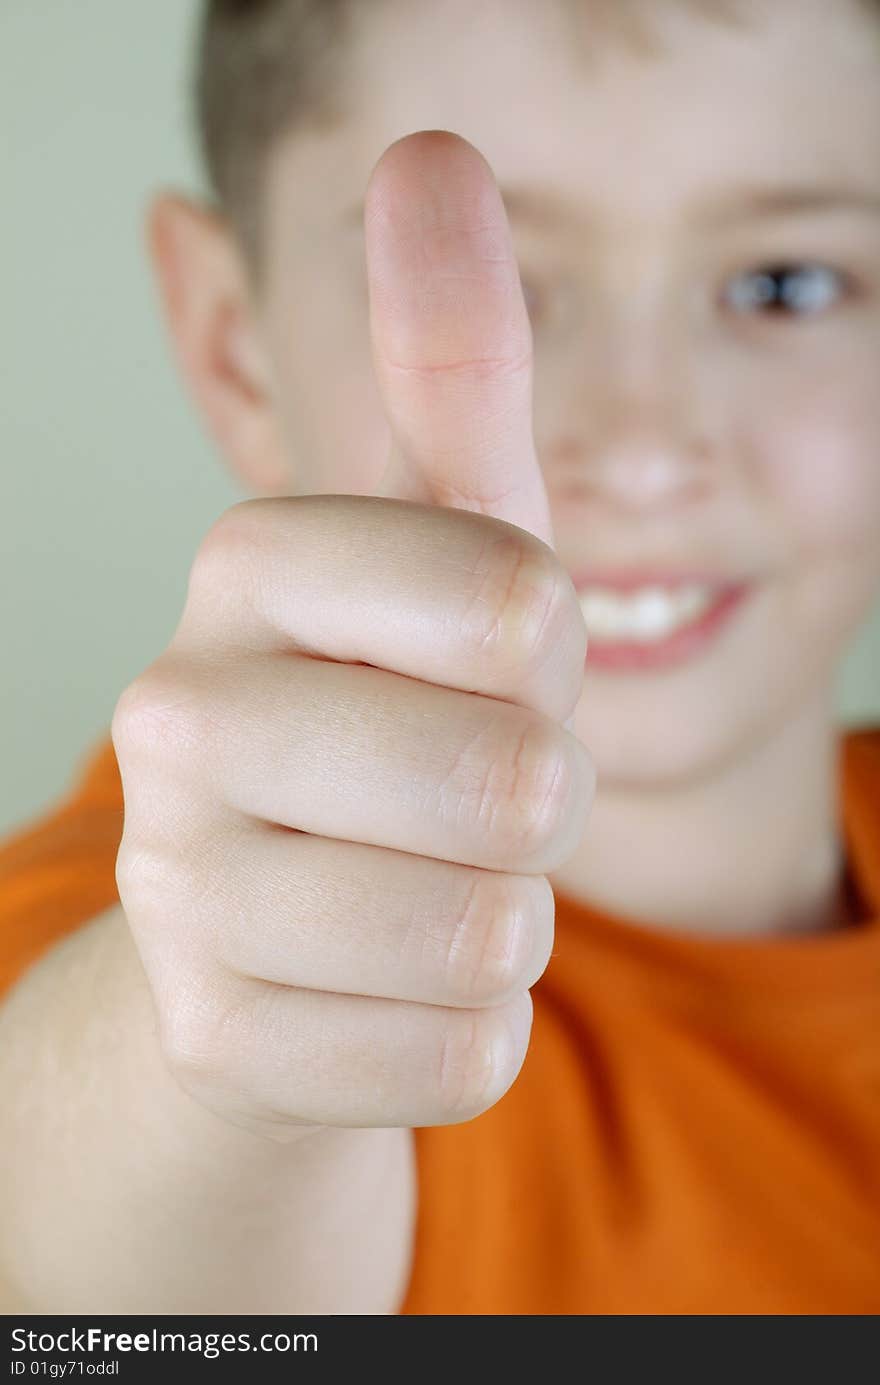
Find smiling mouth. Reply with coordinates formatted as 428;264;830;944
571;576;754;671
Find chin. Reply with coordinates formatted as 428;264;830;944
577;709;747;790
571;664;801;791
569;576;839;789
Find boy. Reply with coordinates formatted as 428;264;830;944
1;0;879;1313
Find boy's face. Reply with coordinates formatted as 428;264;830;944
214;0;880;786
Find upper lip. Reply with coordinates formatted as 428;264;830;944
568;568;748;594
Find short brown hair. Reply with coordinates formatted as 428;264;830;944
194;0;878;262
195;0;353;259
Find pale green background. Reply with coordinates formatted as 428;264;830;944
1;0;878;838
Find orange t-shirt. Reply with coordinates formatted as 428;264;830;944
2;728;879;1314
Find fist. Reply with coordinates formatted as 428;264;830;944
112;131;594;1142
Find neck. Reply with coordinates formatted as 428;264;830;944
549;689;850;941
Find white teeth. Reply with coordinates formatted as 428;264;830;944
631;588;678;638
578;583;717;642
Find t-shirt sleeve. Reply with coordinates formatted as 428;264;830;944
0;736;123;1001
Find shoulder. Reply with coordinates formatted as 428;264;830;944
0;734;121;1004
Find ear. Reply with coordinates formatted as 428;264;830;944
146;191;291;497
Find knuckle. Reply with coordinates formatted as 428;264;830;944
111;659;222;766
459;533;565;676
114;835;175;911
114;831;208;933
444;875;536;1005
159;982;231;1088
195;500;264;571
185;500;266;614
506;721;574;857
159;978;303;1139
467;718;573;860
435;1009;498;1121
435;1000;529;1122
522;873;557;982
110;674;156;758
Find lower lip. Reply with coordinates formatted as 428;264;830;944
582;584;753;672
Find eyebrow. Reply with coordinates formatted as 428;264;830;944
344;181;880;232
690;183;880;227
501;181;880;228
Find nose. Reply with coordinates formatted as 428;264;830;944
548;314;716;511
588;420;711;508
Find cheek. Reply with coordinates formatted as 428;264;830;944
759;382;880;648
763;377;880;550
263;263;392;495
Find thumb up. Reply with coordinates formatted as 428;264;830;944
365;130;557;552
365;132;585;736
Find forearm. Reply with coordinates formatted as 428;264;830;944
0;903;414;1313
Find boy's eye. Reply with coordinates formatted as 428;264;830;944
723;263;846;317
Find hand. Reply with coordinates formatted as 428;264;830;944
111;130;593;1141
